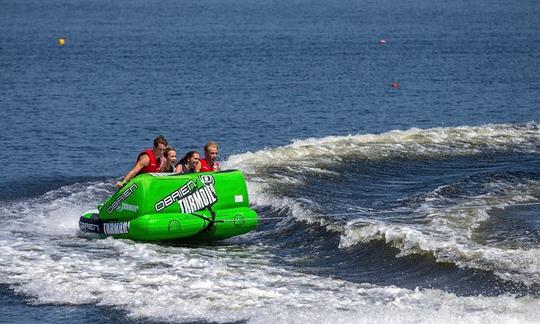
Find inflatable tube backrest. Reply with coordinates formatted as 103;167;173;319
99;170;250;221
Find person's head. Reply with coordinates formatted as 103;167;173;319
203;142;219;162
163;146;176;164
153;135;168;157
181;151;200;169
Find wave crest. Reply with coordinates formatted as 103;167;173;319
225;122;539;174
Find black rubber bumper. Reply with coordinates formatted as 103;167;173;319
79;213;105;234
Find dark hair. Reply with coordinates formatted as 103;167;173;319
163;146;175;158
153;135;168;147
177;151;199;166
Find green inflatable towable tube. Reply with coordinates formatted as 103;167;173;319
79;170;258;241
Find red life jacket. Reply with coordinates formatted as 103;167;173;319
138;149;161;173
200;158;219;172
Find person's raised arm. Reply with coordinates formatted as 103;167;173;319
115;155;150;189
175;164;183;173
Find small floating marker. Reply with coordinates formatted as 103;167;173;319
391;81;400;89
378;39;387;44
57;38;66;46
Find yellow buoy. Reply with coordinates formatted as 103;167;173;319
57;38;66;46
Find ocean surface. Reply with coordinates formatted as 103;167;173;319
1;0;539;323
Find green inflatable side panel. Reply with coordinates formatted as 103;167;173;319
79;170;258;241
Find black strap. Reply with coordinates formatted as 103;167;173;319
191;205;222;234
187;178;220;234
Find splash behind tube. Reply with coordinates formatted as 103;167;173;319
79;170;258;241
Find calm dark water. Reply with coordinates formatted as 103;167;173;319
1;0;539;323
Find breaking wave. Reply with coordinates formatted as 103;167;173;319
225;123;540;286
0;123;539;322
1;181;536;323
339;177;540;285
0;184;539;323
226;122;539;175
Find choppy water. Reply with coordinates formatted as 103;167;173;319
1;0;539;323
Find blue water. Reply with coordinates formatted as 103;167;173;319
1;0;539;323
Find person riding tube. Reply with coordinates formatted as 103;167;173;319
115;135;168;189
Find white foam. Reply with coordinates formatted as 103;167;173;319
1;124;539;322
339;179;540;285
2;231;539;323
0;182;110;236
225;123;540;286
225;122;539;174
